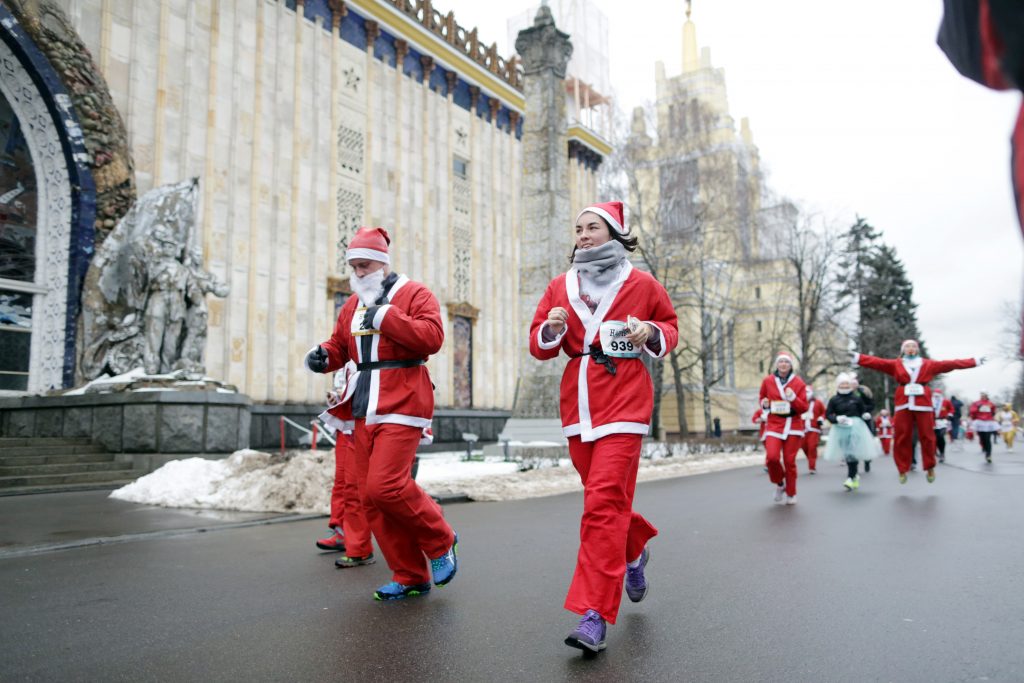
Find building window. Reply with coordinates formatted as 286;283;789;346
759;360;765;374
754;286;761;299
0;291;31;390
453;156;469;179
453;315;472;408
0;92;37;391
756;320;762;333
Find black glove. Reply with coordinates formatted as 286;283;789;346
305;345;329;373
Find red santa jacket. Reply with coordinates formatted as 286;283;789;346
853;353;978;412
529;263;679;443
802;397;826;434
758;373;809;440
932;396;954;419
969;399;998;423
875;414;894;439
319;275;443;429
752;408;767;440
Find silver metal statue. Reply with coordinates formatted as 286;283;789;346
78;178;229;380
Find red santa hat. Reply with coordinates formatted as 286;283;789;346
576;201;627;235
775;352;796;368
346;227;391;264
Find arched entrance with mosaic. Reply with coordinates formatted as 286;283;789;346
0;5;100;392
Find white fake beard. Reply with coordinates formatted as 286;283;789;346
350;269;386;306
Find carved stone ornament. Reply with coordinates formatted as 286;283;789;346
78;178;229;381
514;5;573;78
327;275;353;297
446;301;480;321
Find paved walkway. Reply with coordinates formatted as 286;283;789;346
2;441;1024;681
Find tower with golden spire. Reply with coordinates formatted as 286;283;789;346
625;1;789;436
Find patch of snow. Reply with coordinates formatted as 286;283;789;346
110;445;763;513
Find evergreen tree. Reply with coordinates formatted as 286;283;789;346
837;216;882;347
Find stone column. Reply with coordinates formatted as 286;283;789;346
496;6;572;447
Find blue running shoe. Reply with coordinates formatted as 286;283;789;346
373;581;431;601
430;532;458;586
625;547;650;603
564;609;607;654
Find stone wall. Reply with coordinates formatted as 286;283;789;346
49;0;525;411
0;391;250;453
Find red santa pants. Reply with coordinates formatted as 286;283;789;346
565;433;657;625
802;432;820;471
353;421;454;585
765;434;802;497
894;409;936;473
327;435;373;557
880;436;893;456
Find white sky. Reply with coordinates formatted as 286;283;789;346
443;0;1024;400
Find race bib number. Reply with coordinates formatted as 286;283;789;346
802;411;813;420
770;400;791;415
935;419;949;430
351;308;380;337
904;383;924;396
599;321;641;358
979;405;992;413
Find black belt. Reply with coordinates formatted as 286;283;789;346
357;359;425;371
570;344;618;376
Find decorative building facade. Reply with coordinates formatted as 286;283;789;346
626;9;797;434
0;0;607;411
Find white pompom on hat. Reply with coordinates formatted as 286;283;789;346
346;226;391;264
576;201;627;235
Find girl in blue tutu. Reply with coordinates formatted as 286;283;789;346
823;373;879;491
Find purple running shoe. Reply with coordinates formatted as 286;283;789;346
564;609;607;654
625;547;650;603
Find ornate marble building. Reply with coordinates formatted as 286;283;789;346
0;0;609;410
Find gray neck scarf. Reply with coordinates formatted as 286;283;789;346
573;240;627;288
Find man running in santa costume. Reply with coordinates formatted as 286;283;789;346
875;408;895;456
800;386;826;474
853;339;982;483
759;353;809;504
305;226;457;601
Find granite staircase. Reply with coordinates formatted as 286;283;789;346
0;437;138;495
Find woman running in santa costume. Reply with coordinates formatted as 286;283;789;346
875;408;895;456
305;226;457;601
758;352;809;504
853;339;981;483
969;392;1000;463
530;201;678;656
315;360;376;567
800;385;825;474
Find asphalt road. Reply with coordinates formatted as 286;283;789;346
2;441;1024;682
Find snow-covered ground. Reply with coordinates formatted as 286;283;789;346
110;444;763;514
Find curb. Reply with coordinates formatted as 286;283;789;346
0;491;473;559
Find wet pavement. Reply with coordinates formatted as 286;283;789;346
2;440;1024;681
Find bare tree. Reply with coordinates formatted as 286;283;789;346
602;101;752;437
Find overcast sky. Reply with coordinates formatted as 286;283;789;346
444;0;1024;400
